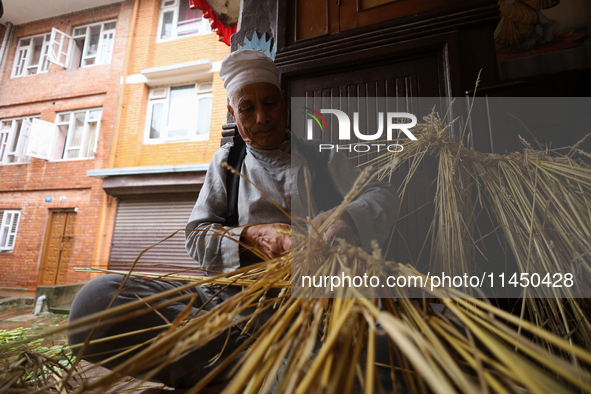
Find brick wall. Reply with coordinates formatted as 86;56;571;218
115;70;228;167
0;0;232;291
0;3;128;108
0;1;133;291
0;184;104;288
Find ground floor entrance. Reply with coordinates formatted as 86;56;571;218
37;210;77;286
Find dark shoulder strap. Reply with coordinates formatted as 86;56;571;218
225;134;246;226
294;137;343;212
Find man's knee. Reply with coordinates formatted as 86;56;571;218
69;274;123;322
67;274;201;356
67;274;125;350
65;274;245;388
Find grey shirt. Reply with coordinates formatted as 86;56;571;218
185;133;398;273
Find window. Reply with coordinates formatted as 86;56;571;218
0;116;39;164
0;211;21;252
11;34;51;78
70;21;117;68
48;28;72;68
145;82;212;143
55;109;102;159
47;21;116;70
16;109;102;161
158;0;211;41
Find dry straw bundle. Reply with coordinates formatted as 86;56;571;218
369;109;591;348
2;110;591;393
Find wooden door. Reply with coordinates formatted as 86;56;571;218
287;55;443;268
38;211;76;286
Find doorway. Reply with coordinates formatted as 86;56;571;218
38;210;76;286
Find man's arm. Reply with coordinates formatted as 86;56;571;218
185;146;246;274
311;208;358;246
185;147;292;274
321;149;398;251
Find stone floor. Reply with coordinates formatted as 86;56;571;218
0;305;68;330
0;300;170;393
4;293;223;392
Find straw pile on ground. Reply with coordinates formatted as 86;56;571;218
2;110;591;393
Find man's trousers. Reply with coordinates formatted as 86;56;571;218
68;274;247;388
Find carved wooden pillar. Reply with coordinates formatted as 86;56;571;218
220;0;279;145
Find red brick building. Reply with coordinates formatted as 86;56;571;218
0;1;133;292
0;0;230;292
88;0;230;275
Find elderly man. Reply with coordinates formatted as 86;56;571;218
186;50;396;270
68;50;396;389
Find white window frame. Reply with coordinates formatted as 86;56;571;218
48;27;72;68
156;0;211;42
55;108;103;160
144;81;212;144
48;20;116;70
71;20;117;68
11;33;51;78
27;119;59;160
0;116;40;164
0;210;21;252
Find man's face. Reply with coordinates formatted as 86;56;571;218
228;82;287;150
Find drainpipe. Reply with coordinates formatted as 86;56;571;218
91;0;140;271
0;22;13;70
33;295;46;315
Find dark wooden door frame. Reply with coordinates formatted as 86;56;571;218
279;31;462;101
276;0;499;57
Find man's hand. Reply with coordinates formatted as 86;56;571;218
312;208;357;245
242;223;291;258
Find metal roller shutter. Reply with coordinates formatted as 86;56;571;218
109;198;202;275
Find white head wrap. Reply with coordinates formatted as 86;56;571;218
220;50;280;101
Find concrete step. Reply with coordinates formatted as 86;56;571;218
49;303;72;314
35;283;85;314
0;296;34;313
